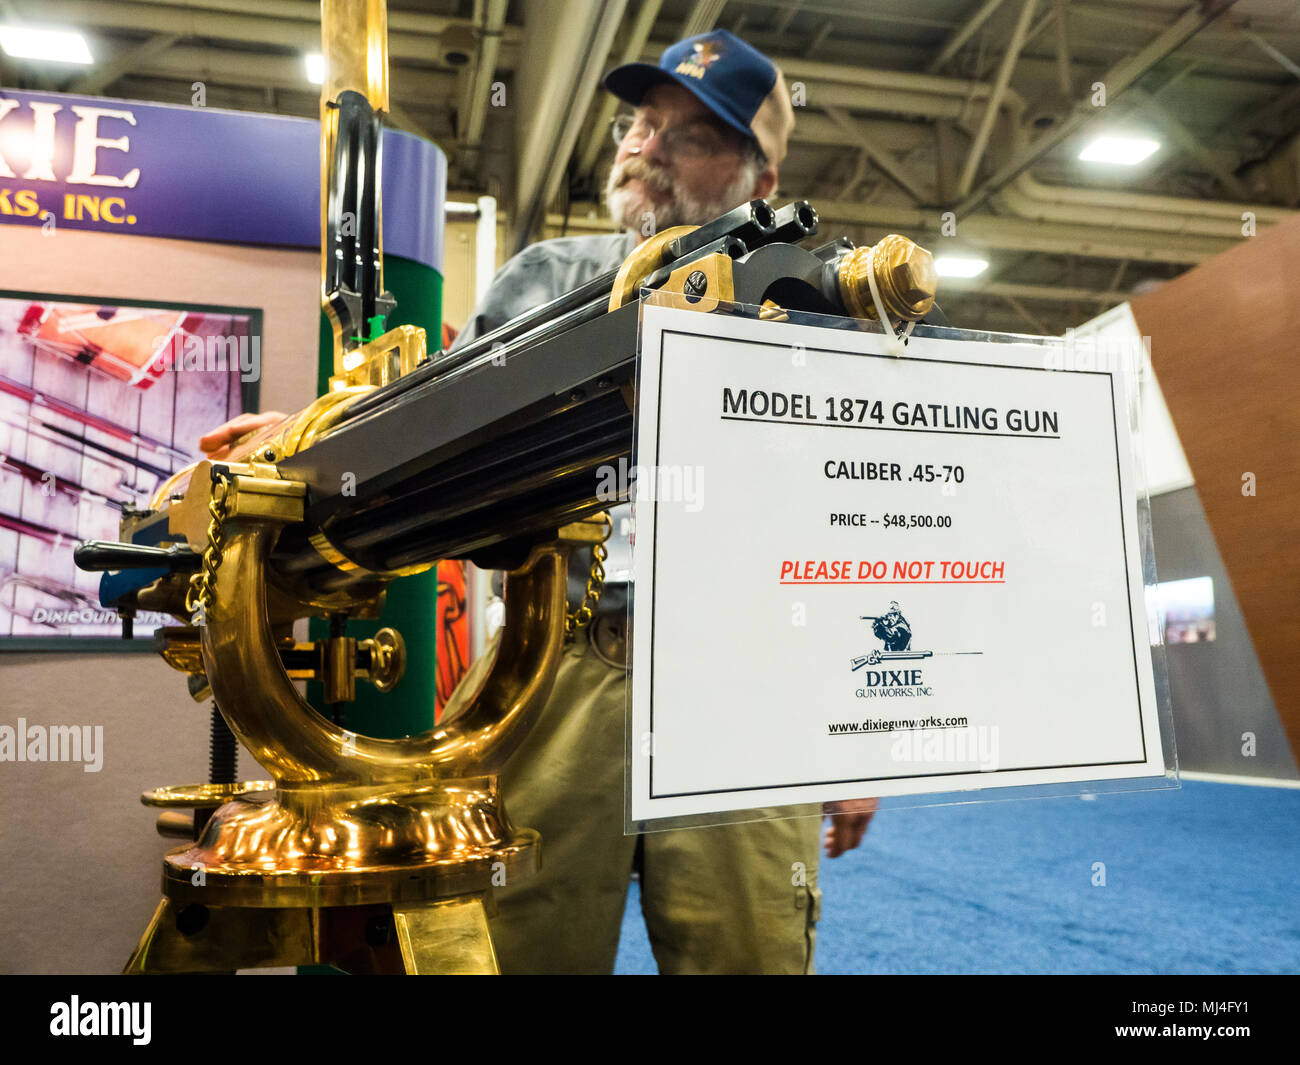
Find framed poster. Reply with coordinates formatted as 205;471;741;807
0;289;260;649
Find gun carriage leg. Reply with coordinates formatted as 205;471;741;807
121;463;605;973
124;895;499;974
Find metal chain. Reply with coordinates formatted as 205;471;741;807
184;474;231;623
565;515;613;637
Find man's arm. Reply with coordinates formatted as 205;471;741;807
198;410;287;458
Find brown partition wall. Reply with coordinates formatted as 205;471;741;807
1130;215;1300;762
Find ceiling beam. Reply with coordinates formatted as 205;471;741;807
100;44;454;96
737;0;951;34
457;0;508;183
11;0;517;64
825;107;934;203
1129;88;1249;198
679;0;726;39
551;200;1238;264
576;0;663;181
771;1;804;36
1001;292;1050;331
65;32;179;96
957;0;1038;198
944;279;1124;305
954;0;1242;216
1240;29;1300;81
805;19;834;55
49;0;498;36
512;0;627;252
1054;0;1071;96
928;0;1008;72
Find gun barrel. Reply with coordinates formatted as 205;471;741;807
106;202;939;596
269;211;856;580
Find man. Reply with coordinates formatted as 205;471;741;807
200;29;876;974
456;30;875;974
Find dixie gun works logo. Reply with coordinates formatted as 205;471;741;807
850;601;981;697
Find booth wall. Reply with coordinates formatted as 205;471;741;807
0;653;243;973
0;226;320;973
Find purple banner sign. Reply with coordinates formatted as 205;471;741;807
0;89;444;270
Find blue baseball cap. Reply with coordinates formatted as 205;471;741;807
603;29;795;164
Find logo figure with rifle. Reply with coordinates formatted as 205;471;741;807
852;601;934;670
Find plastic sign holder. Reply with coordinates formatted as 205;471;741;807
624;291;1176;834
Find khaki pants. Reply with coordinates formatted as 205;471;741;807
488;630;823;974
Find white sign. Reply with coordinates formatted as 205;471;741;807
629;302;1166;824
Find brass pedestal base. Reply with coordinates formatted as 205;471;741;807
125;781;539;973
125;893;502;974
159;781;539;907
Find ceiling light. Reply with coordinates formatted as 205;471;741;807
1078;135;1160;166
934;256;989;279
305;53;325;85
0;26;93;64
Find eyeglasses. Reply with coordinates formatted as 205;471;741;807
610;112;742;160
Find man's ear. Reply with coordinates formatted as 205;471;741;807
751;165;778;200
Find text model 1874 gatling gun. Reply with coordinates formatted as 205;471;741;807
73;0;944;974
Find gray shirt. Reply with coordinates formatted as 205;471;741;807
450;231;639;612
454;232;637;348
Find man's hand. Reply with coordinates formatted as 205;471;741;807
198;411;287;459
821;797;878;859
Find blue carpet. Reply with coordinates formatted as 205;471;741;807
613;780;1300;974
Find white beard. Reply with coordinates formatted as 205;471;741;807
605;157;761;234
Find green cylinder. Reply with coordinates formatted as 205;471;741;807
307;253;444;738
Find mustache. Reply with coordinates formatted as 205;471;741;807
611;156;674;194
